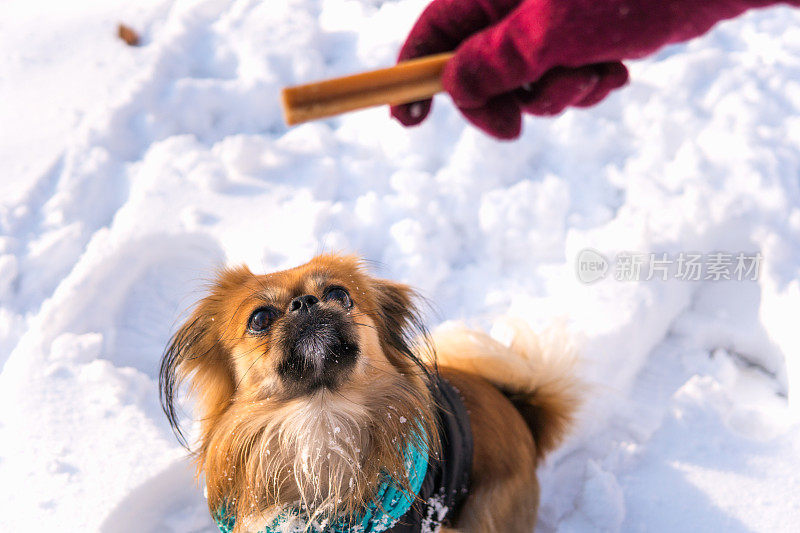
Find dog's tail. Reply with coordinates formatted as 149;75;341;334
430;319;581;460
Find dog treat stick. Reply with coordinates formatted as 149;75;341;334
281;53;453;126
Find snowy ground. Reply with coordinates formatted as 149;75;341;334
2;0;800;531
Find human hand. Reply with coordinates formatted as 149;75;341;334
392;0;794;139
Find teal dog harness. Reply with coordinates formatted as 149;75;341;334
214;433;428;533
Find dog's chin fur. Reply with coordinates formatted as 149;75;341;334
202;370;433;530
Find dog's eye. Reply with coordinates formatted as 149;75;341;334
323;286;353;309
248;306;279;334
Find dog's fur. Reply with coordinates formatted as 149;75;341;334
160;254;580;532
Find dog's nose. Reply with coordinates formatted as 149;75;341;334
289;294;319;314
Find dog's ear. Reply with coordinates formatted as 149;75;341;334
159;266;251;447
372;278;433;373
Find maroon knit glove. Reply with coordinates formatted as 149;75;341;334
391;0;798;139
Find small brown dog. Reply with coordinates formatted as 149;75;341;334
160;254;579;532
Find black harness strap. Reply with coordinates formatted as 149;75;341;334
389;376;473;533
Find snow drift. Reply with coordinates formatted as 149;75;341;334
1;0;800;531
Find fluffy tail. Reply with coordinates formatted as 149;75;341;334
430;319;581;460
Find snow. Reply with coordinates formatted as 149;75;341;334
2;0;800;531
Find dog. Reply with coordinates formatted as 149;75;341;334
160;254;580;532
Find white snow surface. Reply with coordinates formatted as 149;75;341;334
2;0;800;531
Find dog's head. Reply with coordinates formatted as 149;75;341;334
160;254;436;526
